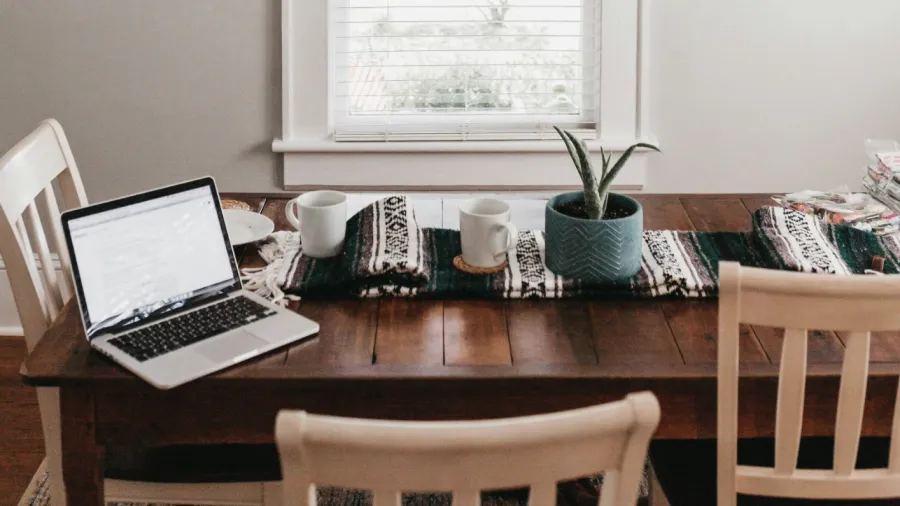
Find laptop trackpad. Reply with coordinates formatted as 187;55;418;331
195;331;267;363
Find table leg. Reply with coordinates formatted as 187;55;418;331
60;385;104;506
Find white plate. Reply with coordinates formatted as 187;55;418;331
223;209;275;246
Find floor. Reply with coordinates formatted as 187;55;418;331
0;335;43;506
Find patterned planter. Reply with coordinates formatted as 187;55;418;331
545;191;643;283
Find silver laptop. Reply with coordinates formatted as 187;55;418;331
61;177;319;389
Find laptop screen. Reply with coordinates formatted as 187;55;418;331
65;182;239;338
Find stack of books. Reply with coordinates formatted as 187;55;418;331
863;150;900;214
771;189;900;236
768;144;900;237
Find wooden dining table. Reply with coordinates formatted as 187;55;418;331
20;193;900;506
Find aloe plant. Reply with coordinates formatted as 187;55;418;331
554;126;660;220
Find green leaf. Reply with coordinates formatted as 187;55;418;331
596;143;661;206
599;192;609;218
562;131;604;218
635;142;661;153
599;145;609;181
563;130;595;185
580;138;594;178
553;126;582;176
579;138;591;159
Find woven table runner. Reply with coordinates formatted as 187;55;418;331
242;196;900;302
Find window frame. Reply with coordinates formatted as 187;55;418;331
274;0;655;191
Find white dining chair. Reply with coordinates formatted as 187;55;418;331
1;119;282;506
650;261;900;506
275;392;660;506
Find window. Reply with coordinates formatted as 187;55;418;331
330;0;598;142
276;0;653;190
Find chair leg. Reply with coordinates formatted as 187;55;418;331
36;387;67;506
648;464;670;506
262;482;282;506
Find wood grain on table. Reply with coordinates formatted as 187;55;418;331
26;194;880;378
232;194;886;370
23;194;900;441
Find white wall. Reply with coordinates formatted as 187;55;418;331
1;0;900;199
648;0;900;193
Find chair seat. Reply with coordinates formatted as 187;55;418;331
649;437;894;506
105;444;281;483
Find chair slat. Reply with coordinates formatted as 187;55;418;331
452;490;480;506
48;121;89;212
717;262;742;506
283;477;314;506
41;184;74;299
372;490;402;506
57;170;87;211
889;379;900;472
15;216;51;323
833;331;871;476
774;328;808;475
597;470;619;506
527;483;556;506
5;217;48;353
24;201;62;319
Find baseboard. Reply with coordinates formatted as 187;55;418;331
0;325;24;336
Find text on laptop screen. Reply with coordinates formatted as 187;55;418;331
68;186;236;335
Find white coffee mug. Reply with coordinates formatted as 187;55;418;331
459;198;519;268
285;190;347;258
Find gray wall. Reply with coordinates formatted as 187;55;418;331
2;0;900;199
0;0;282;199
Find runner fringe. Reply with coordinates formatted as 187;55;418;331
240;231;301;306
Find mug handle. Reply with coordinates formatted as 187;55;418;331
493;222;519;261
285;199;301;230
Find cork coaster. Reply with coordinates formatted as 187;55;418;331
221;199;251;211
452;255;508;275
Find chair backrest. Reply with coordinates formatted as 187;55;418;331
276;392;660;506
717;261;900;504
0;119;88;352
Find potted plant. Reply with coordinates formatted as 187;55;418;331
545;127;660;282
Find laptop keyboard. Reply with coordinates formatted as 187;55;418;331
108;296;277;362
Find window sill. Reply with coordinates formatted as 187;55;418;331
272;136;659;154
275;135;657;191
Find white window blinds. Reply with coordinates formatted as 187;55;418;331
330;0;599;142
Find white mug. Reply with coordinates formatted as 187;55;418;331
459;198;519;268
285;190;347;258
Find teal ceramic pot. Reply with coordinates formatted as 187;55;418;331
544;191;643;283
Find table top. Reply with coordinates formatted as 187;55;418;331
21;193;900;387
